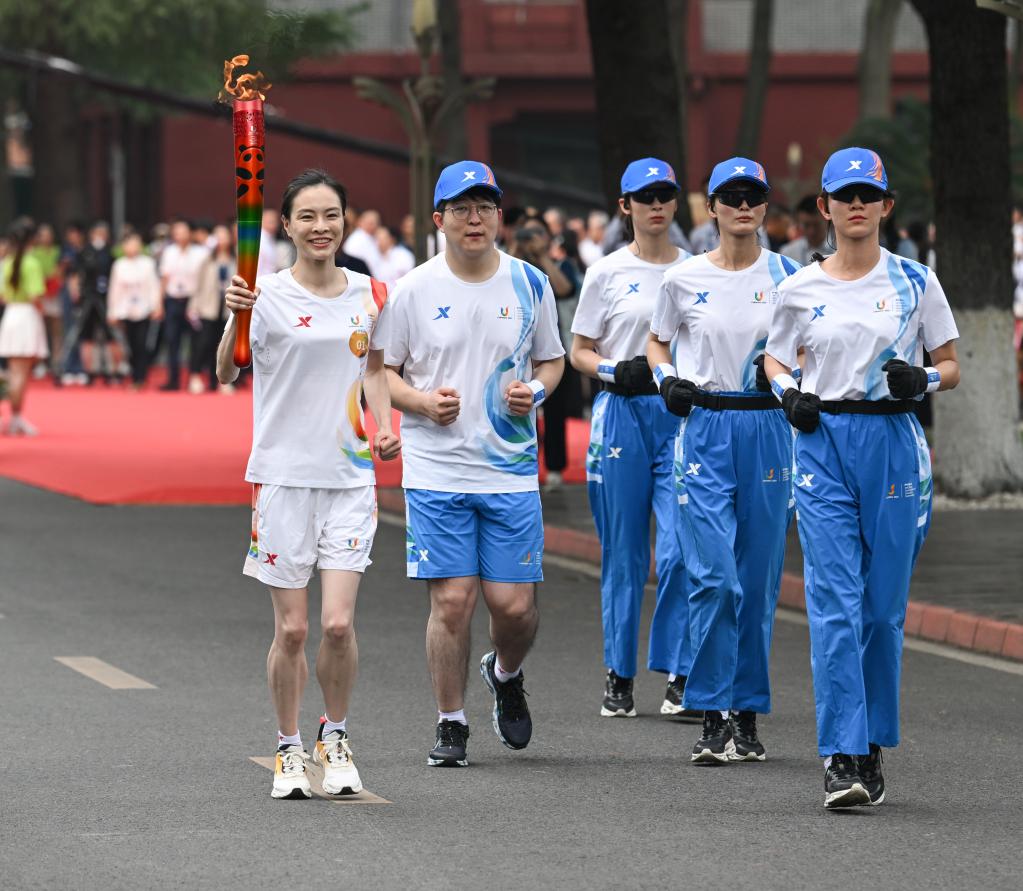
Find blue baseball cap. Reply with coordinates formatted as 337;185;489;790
822;147;888;193
708;157;770;195
433;160;502;209
620;158;680;195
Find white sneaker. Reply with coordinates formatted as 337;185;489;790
9;417;39;437
314;728;362;795
271;745;312;799
543;470;563;492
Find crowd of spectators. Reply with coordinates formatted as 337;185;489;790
2;190;1019;439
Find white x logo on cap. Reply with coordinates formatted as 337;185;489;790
733;165;746;174
646;167;660;177
846;160;862;171
461;170;477;181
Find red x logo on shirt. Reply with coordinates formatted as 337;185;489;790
263;553;278;566
294;316;312;328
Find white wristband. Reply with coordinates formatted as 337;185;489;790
925;367;941;393
770;373;799;403
527;379;546;406
652;363;676;386
596;361;617;384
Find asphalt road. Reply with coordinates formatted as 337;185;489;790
1;478;1021;890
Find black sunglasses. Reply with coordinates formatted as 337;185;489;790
629;187;678;205
714;189;768;209
828;185;887;205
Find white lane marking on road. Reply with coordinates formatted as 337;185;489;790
249;757;390;803
541;550;1023;677
54;657;157;689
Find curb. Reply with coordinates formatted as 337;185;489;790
377;488;1023;664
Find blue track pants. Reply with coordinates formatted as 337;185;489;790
794;412;932;755
676;401;793;713
587;391;689;678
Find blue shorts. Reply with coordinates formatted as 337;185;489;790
405;489;544;583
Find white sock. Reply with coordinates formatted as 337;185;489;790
668;673;677;682
720;710;729;719
494;658;521;684
278;730;302;749
823;756;833;770
322;714;347;735
438;709;467;726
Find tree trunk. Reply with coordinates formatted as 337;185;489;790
666;0;691;232
585;0;688;212
858;0;903;121
911;0;1023;495
734;0;773;157
30;73;87;228
437;0;468;159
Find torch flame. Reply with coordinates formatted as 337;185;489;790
219;54;272;103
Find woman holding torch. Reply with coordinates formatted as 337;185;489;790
217;169;400;800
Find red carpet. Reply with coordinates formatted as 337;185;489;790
1;380;589;505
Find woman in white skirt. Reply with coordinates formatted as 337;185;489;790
0;220;48;435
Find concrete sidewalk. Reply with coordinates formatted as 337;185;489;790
378;485;1023;663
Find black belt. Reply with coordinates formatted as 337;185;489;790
819;399;916;415
602;381;659;397
692;392;779;411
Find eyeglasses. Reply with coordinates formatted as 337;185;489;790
629;188;678;206
444;203;498;221
828;186;887;205
714;190;768;209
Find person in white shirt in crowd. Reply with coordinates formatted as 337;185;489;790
342;209;383;277
690;175;771;255
158;218;209;391
373;224;415;289
649;156;801;767
764;148;960;809
570;158;694;721
782;194;834;267
377;160;565;769
578;210;608;269
218;168;400;801
257;208;282;279
107;231;161;389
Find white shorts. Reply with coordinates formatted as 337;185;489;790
243;484;378;588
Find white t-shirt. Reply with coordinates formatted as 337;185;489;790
108;254;160;321
159;243;209;297
343;228;382;278
245;268;388;488
377;251;565;493
766;248;959;401
376;244;415;289
651;250;801;392
571;246;690;362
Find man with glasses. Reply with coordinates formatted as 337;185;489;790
376;161;565;768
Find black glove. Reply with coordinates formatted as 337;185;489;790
882;358;928;399
659;377;699;418
753;354;771;393
614;355;654;391
781;388;821;433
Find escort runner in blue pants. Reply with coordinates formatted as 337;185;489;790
675;401;793;715
588;390;689;680
793;412;931;756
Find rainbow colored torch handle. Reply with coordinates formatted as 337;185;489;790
232;98;265;367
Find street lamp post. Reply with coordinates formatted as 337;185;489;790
354;0;494;263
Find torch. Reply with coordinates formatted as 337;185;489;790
218;55;271;367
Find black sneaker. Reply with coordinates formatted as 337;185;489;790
691;711;736;764
858;744;885;806
427;720;470;767
730;710;766;762
480;651;532;750
659;675;702;721
600;669;636;717
824;754;870;808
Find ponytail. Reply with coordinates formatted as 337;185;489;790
7;220;34;291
